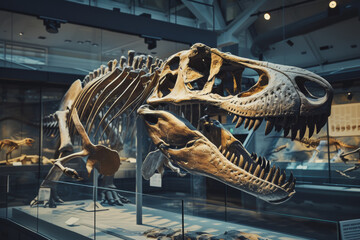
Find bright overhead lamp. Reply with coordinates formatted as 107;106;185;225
264;13;271;20
329;1;337;8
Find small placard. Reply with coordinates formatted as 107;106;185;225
150;173;162;188
340;218;360;240
12;162;22;166
38;187;51;202
65;217;79;226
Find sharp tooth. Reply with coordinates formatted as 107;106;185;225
232;115;238;123
248;119;255;130
235;117;244;128
254;165;261;177
264;158;270;172
265;120;274;135
260;169;265;179
222;149;226;155
265;166;275;182
291;125;298;140
248;163;254;173
278;171;286;185
307;117;315;138
251;152;257;160
230;153;235;162
281;182;290;188
253;119;263;131
234;156;238;165
244;118;250;129
283;127;290;137
271;167;280;184
316;114;328;134
287;182;295;192
218;145;222;151
299;125;306;140
238;155;244;168
275;124;282;132
288;172;294;184
226;151;230;158
244;161;249;171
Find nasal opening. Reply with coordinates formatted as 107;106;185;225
295;76;326;99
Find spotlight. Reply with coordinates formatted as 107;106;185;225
328;1;339;16
39;16;66;34
347;92;353;100
19;32;23;36
329;1;337;8
264;13;271;20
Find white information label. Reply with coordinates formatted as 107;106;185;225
150;173;162;188
38;187;51;202
340;218;360;240
12;162;22;166
328;103;360;137
65;217;80;226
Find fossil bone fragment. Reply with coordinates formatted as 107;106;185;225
53;108;120;179
0;138;35;164
0;154;51;165
138;105;295;204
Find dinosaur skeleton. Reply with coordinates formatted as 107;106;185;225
0;138;35;164
31;52;162;207
32;43;333;206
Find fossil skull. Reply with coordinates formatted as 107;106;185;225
147;43;333;138
138;105;295;203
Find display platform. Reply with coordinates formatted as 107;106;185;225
9;200;307;240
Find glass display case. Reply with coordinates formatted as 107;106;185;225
1;2;360;240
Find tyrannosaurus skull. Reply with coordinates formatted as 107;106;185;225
147;43;333;139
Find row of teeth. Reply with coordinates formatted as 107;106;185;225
218;145;295;193
230;113;328;140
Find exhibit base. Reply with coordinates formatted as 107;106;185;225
9;200;307;240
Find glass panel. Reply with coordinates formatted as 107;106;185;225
36;181;95;240
96;188;184;240
0;83;41;232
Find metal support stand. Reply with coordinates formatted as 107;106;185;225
82;169;108;212
136;118;143;225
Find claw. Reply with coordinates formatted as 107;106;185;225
63;167;83;180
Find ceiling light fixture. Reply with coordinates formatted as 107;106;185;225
92;43;98;47
264;13;271;20
39;16;66;34
19;32;23;36
329;1;337;8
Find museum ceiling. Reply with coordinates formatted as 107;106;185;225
0;0;359;76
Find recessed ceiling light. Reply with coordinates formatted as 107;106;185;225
19;32;23;36
77;41;84;44
329;1;337;8
264;13;271;20
92;43;98;47
65;39;72;43
85;40;91;44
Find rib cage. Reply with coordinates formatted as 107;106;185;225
67;51;163;149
